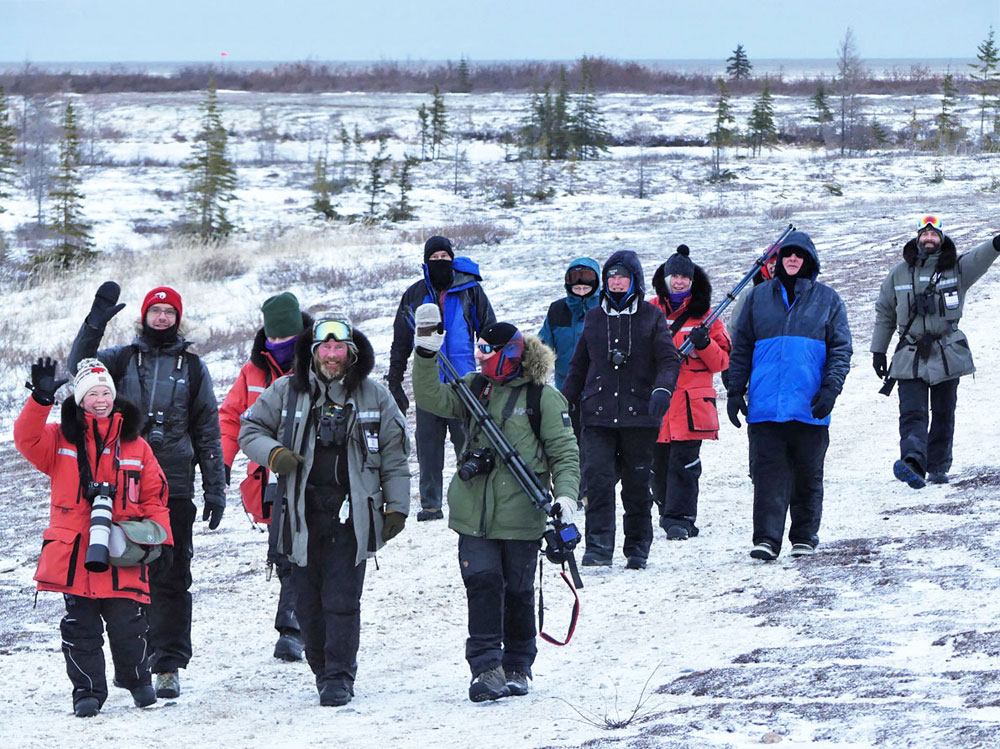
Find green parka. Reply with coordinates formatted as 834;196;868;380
872;234;1000;385
238;329;410;567
412;334;580;541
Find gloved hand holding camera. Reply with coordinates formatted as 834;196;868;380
552;496;578;527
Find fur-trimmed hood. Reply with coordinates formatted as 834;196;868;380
249;312;314;373
652;262;713;318
903;234;957;269
291;325;375;394
60;396;144;443
519;333;555;385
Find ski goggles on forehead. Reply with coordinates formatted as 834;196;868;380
566;267;598;285
918;215;942;232
313;319;352;343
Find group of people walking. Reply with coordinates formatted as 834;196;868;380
14;219;1000;714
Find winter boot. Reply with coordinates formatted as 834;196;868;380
154;671;180;699
625;556;647;570
469;666;510;702
504;669;531;697
417;508;444;521
131;685;157;708
665;525;689;541
893;459;926;489
273;632;304;662
750;542;778;561
927;471;949;484
580;551;612;567
319;681;353;707
789;543;816;558
74;697;100;718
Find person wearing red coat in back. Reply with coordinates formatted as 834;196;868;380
14;357;171;718
219;291;310;663
649;245;731;541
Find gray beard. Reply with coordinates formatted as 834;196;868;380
315;360;346;381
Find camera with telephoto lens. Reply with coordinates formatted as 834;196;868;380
84;481;117;573
457;447;495;482
608;349;628;366
543;518;581;564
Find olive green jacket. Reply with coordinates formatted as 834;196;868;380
412;335;580;540
872;235;999;385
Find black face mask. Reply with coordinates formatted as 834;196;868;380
143;322;179;346
427;259;454;288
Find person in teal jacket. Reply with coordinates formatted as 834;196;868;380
539;258;601;390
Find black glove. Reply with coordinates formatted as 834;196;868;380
382;511;406;541
686;325;711;351
387;379;409;415
727;393;747;428
203;497;225;530
872;353;888;379
150;544;174;575
720;368;730;391
86;281;126;329
27;357;69;406
648;388;672;422
224;464;232;486
810;387;838;420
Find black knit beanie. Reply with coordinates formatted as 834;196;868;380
481;322;519;347
424;235;455;262
662;244;695;278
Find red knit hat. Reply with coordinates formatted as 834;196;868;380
141;287;183;323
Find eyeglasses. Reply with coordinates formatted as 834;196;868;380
918;215;942;232
566;267;598;285
313;319;352;343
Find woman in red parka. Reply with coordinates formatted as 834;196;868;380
649;245;731;541
218;291;310;662
14;357;171;718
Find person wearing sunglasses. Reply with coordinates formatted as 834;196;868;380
67;283;226;701
872;216;1000;489
238;312;410;707
727;231;852;561
219;291;310;664
386;235;496;522
411;305;579;702
560;250;680;570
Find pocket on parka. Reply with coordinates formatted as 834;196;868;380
684;387;719;432
34;526;82;588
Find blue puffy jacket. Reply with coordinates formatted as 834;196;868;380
539;257;601;389
727;231;853;426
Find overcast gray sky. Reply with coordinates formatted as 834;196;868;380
2;0;998;63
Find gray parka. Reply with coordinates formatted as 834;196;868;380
238;329;410;567
872;234;1000;385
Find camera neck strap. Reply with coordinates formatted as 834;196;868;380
75;416;121;503
537;552;580;646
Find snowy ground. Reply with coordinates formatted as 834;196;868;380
1;88;1000;748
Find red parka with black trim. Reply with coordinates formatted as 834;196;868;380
219;317;309;524
650;262;731;442
14;396;171;604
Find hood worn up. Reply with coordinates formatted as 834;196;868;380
422;255;484;294
903;234;957;270
775;230;821;282
652;262;712;318
600;250;646;309
292;326;375;395
60;396;144;443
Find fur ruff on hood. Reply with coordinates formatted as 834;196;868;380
291;325;375;394
520;334;555;386
902;234;957;270
250;312;314;372
60;396;144;443
652;262;713;318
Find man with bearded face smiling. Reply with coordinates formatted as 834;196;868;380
387;235;496;522
411;306;579;703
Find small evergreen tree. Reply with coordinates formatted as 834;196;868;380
709;78;737;179
44;101;93;267
969;27;1000;143
519;83;553;160
0;85;18;216
570;58;610;160
809;83;834;140
455;57;472;93
388;155;419;222
339;123;351;180
747;81;777;157
309;155;339;220
726;44;753;80
430;85;448;160
365;135;390;218
183;79;237;241
936;73;961;149
416;103;430;160
869;116;890;148
352;124;363;183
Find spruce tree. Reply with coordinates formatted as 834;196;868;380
366;135;390;218
726;44;753;80
339;123;351;179
936;73;961;149
551;67;571;159
519;83;552;160
352;124;363;183
45;101;93;268
708;78;737;179
747;81;777;157
455;57;472;93
388;155;419;222
969;27;1000;143
430;85;448;160
183;79;237;241
809;83;834;140
570;59;610;160
0;85;18;216
416;103;429;160
309;155;339;220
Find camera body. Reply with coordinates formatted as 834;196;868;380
608;349;628;367
84;482;117;573
543;519;581;564
457;447;496;482
147;410;166;448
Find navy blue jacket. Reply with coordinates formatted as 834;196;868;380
539;257;601;389
561;250;680;429
388;256;496;383
727;231;853;426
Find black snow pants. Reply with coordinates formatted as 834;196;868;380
650;439;703;534
148;496;195;673
897;377;959;475
415;406;466;511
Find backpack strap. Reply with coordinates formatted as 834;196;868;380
526;382;543;443
184;352;204;409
